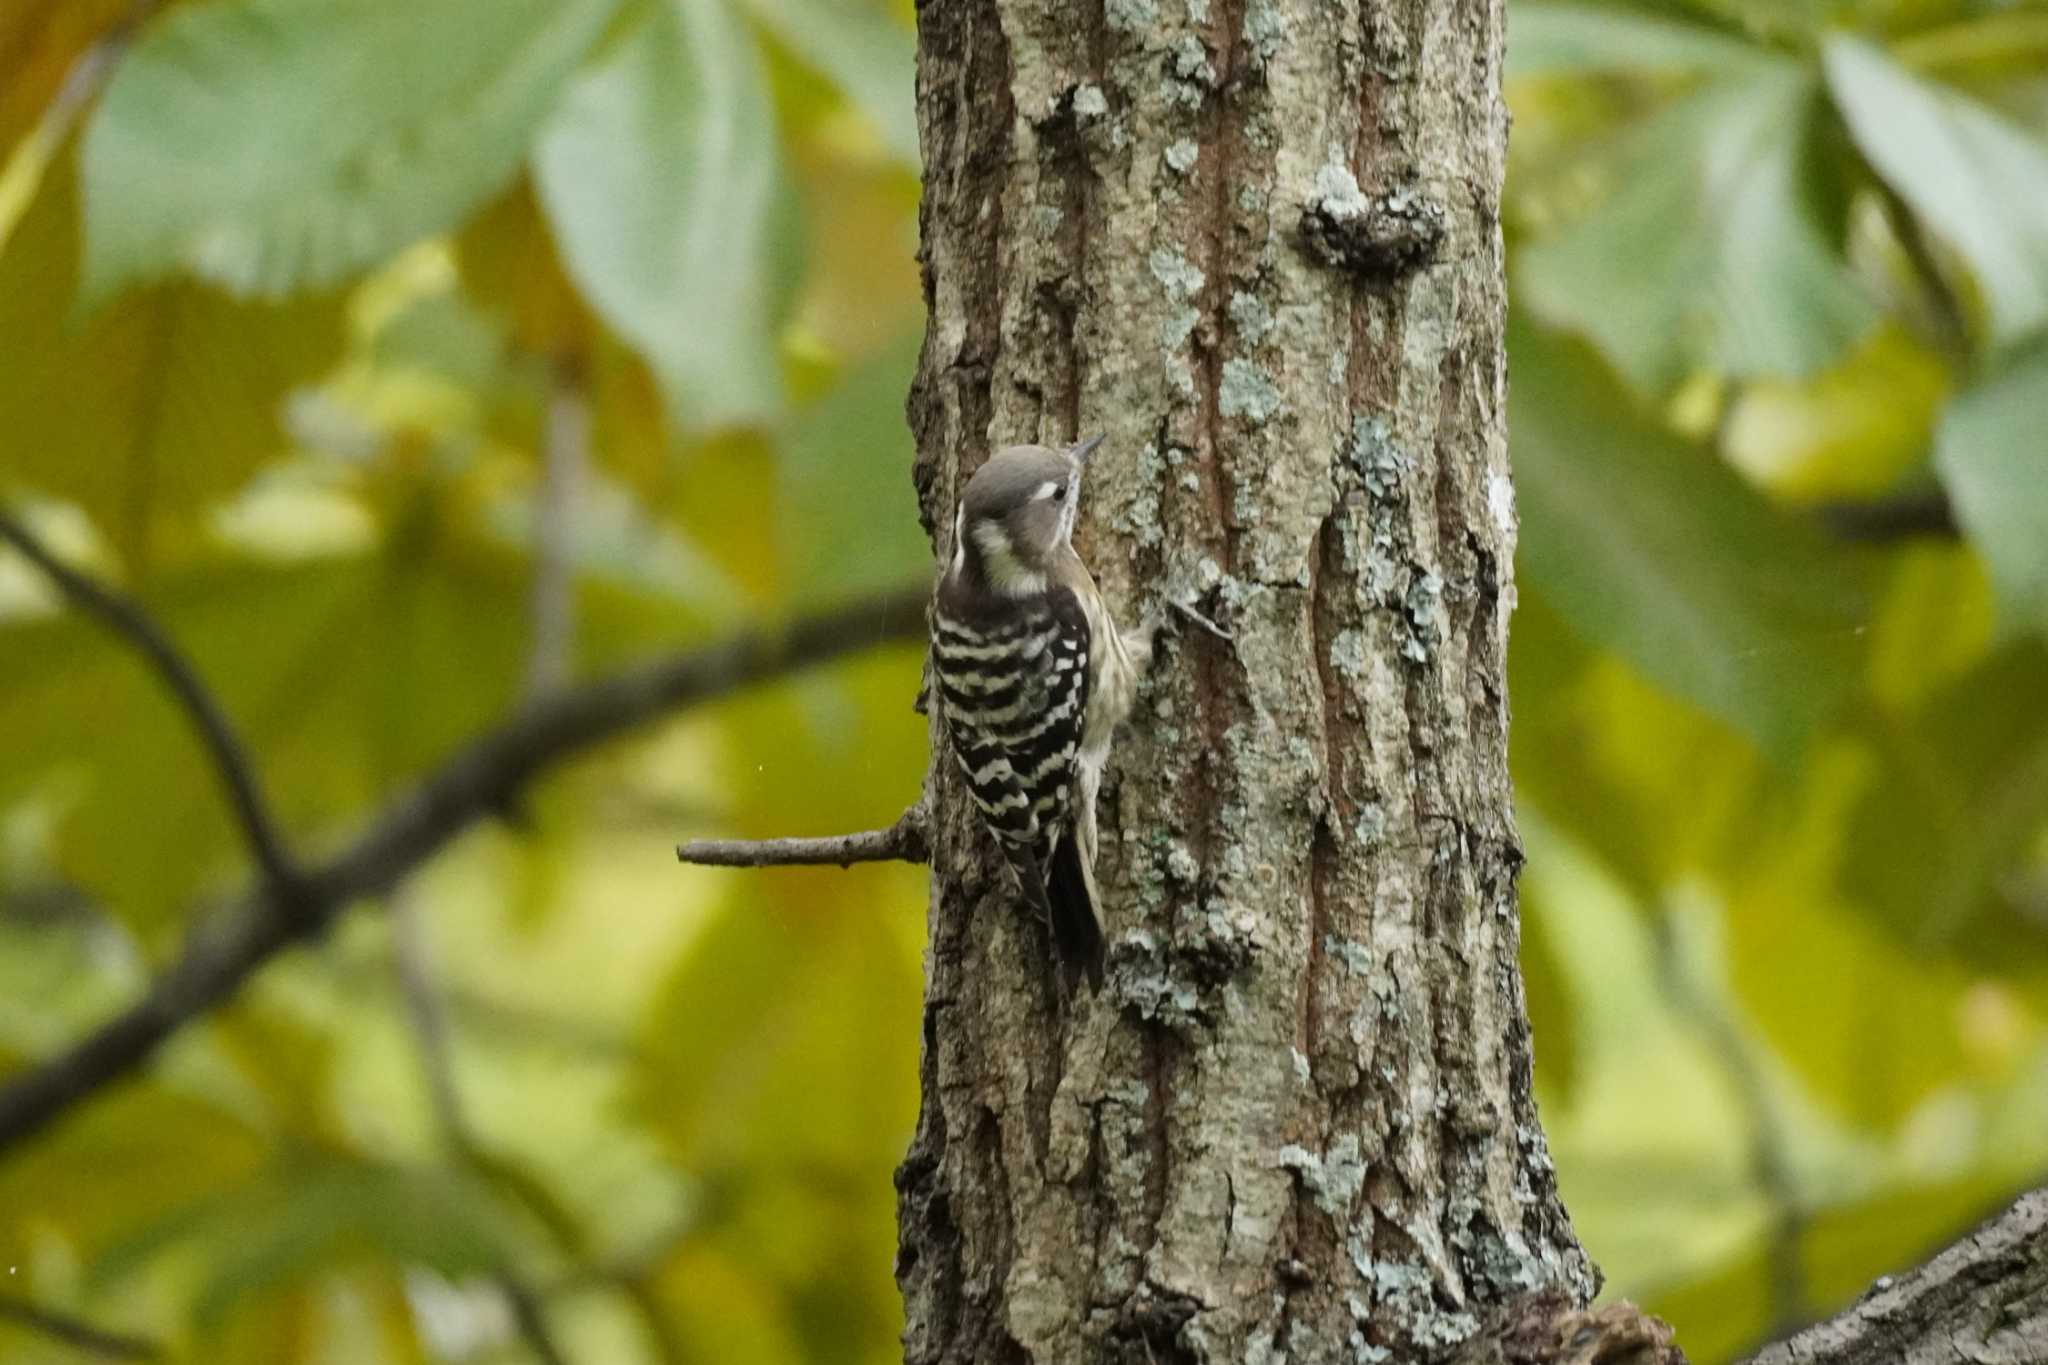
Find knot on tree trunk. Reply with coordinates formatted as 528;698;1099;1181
1446;1292;1686;1365
1299;165;1448;279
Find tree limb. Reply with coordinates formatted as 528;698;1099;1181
0;583;928;1156
675;805;931;868
1444;1292;1683;1365
390;893;579;1365
1653;910;1807;1332
1742;1187;2048;1365
0;511;304;901
524;353;588;701
1813;490;1961;544
0;1293;161;1360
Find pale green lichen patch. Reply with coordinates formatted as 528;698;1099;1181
1276;1133;1365;1218
1324;934;1374;977
1104;0;1159;33
1160;305;1199;351
1149;246;1206;301
1243;0;1287;63
1219;358;1281;424
1402;569;1443;662
1072;82;1109;119
1165;139;1200;175
1313;159;1369;218
1228;290;1272;345
1357;1250;1480;1349
1329;626;1370;683
1348;415;1407;499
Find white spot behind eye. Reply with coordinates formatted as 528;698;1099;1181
1034;481;1059;501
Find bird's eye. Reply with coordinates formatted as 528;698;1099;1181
1052;482;1069;502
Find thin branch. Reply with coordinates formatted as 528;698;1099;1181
0;512;305;901
1813;489;1961;544
391;893;576;1365
0;1293;161;1360
0;882;99;928
0;584;928;1156
676;806;930;869
1652;909;1807;1332
390;896;477;1148
502;1284;570;1365
525;355;588;701
1873;180;1974;368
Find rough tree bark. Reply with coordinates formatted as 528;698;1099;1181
1744;1189;2048;1365
898;0;1597;1360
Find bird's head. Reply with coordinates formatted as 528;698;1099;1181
950;434;1103;595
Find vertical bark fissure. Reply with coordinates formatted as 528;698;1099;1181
902;0;1594;1359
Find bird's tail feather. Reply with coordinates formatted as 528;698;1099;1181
1046;834;1104;989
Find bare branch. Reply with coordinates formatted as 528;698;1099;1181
0;584;928;1155
0;511;304;901
1814;490;1960;544
1653;910;1807;1331
524;354;588;700
0;1293;161;1360
503;1285;571;1365
1743;1186;2048;1365
677;806;930;868
391;893;577;1365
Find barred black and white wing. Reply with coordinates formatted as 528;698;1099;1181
932;589;1101;979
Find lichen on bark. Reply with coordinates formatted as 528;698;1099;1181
899;0;1596;1360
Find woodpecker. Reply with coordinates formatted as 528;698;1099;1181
932;435;1151;987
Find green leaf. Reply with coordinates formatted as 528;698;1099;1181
0;0;132;167
1510;319;1871;757
1935;339;2048;636
653;1246;807;1365
1516;853;1582;1102
1825;36;2048;349
1841;642;2048;976
0;1078;268;1271
81;0;623;300
1510;589;1774;898
743;0;918;165
779;331;930;605
1650;1172;2038;1364
1506;4;1763;78
0;148;345;568
1519;61;1878;392
91;1153;528;1325
1726;869;1981;1129
535;0;797;433
0;548;532;931
633;873;921;1174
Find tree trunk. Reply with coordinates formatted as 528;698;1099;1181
898;0;1596;1360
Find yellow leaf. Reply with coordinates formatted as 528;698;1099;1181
0;147;344;571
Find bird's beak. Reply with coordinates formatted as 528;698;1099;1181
1070;433;1106;466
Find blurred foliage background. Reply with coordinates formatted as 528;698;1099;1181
0;0;2044;1361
